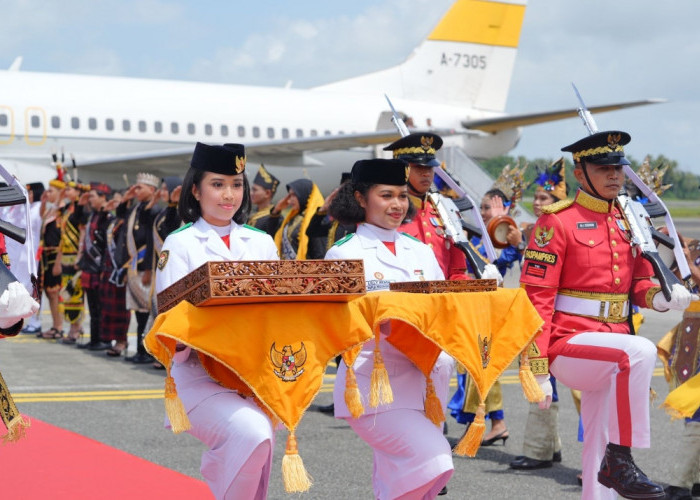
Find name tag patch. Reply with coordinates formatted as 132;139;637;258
523;249;558;265
367;279;391;291
577;222;598;230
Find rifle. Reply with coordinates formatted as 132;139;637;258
572;84;686;300
384;95;497;277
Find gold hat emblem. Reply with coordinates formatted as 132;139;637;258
607;133;621;149
420;136;434;152
235;155;247;174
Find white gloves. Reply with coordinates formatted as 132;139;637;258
481;264;503;286
652;283;699;312
0;281;40;329
535;374;553;410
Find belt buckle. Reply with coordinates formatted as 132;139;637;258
608;300;624;322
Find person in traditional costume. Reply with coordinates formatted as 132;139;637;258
270;178;325;260
155;142;279;500
521;130;697;499
76;182;113;350
305;172;356;260
325;158;454;499
247;164;280;237
117;172;159;363
55;177;88;344
39;178;66;339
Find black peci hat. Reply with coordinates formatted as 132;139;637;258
253;164;280;194
190;142;247;175
351;159;409;186
561;131;631;166
383;133;443;167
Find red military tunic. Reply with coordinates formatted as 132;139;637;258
399;194;468;280
520;189;658;368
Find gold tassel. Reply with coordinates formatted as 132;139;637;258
2;414;30;444
164;375;191;433
345;366;365;418
519;351;544;403
649;387;657;403
369;337;393;407
453;402;486;457
661;402;686;421
424;375;445;427
281;431;313;493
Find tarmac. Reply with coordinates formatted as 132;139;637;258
1;217;697;499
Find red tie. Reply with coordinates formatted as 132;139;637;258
382;241;396;255
221;234;230;249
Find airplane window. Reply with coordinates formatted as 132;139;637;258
252;126;260;138
296;129;303;138
221;125;229;137
138;120;147;132
205;124;213;136
267;127;274;139
187;123;195;135
171;122;179;134
324;130;331;136
50;116;60;129
154;121;163;133
310;130;318;137
238;126;245;137
106;118;114;131
122;120;131;132
70;117;79;129
282;128;289;139
89;118;97;130
0;114;6;127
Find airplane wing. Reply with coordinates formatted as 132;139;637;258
462;99;666;133
75;128;458;170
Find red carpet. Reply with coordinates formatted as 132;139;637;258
0;418;212;499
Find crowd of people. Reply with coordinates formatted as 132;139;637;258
1;128;698;500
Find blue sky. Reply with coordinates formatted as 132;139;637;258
3;0;700;176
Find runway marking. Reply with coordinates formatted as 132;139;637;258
11;368;666;401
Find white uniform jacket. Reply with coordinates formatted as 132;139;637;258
325;222;446;417
156;218;279;376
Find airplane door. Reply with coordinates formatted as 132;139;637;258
24;106;47;146
0;106;14;144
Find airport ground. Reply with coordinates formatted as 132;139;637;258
0;217;697;499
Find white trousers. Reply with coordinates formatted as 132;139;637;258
550;332;657;500
171;359;275;500
347;408;454;500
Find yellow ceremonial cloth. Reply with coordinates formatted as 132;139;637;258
146;300;373;432
351;288;543;402
662;371;700;419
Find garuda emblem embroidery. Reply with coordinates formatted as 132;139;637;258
420;135;433;151
534;225;554;248
270;342;307;382
478;334;491;369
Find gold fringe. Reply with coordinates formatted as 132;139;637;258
164;375;191;433
2;414;30;444
369;339;393;407
661;402;687;421
519;351;545;403
453;403;486;457
424;375;445;427
649;387;657;404
281;431;313;493
345;366;365;418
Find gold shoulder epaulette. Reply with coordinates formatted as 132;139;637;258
541;199;573;214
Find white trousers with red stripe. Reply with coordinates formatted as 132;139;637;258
549;332;657;500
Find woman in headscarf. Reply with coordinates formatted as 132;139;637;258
269;178;324;260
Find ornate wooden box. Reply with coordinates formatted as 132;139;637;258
389;279;498;294
157;259;366;313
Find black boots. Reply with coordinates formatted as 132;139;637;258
597;443;664;499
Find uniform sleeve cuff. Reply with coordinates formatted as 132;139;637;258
529;357;549;375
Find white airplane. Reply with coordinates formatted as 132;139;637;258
0;0;661;195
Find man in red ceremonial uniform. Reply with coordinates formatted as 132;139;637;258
385;133;468;280
521;130;698;499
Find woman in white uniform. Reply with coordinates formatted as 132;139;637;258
155;142;279;500
325;158;454;499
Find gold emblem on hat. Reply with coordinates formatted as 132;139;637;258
404;166;410;181
607;133;621;148
235;155;247;174
420;136;434;152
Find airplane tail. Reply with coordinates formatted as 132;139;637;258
314;0;526;113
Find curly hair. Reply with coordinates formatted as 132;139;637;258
329;181;415;226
